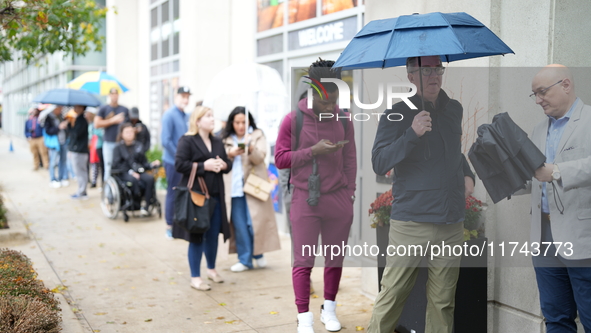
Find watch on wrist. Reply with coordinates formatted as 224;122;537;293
551;165;561;181
351;195;356;202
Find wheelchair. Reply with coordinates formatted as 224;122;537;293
100;171;162;222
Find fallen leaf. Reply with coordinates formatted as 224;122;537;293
356;326;365;331
274;297;281;299
148;304;156;307
204;321;212;324
152;278;159;282
72;308;80;313
122;322;127;324
312;294;319;299
106;321;115;324
99;243;105;248
93;330;101;332
144;319;152;322
216;317;225;320
225;320;237;324
94;312;108;316
337;304;343;307
219;303;226;306
269;311;278;315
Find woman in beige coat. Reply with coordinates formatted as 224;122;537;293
222;107;281;272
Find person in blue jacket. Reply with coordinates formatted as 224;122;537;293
161;86;191;239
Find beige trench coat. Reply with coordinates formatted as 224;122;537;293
223;129;281;255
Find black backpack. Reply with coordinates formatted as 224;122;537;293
287;108;349;192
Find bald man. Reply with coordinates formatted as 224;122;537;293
522;65;591;332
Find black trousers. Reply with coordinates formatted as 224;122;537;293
119;173;155;207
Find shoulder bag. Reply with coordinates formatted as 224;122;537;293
244;169;273;201
173;162;211;234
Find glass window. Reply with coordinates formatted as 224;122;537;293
162;39;170;58
289;0;317;24
173;32;179;55
322;0;355;15
173;0;179;19
161;1;169;24
151;43;158;61
257;0;285;32
151;7;158;28
257;34;283;56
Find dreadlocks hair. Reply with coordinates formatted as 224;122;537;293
307;58;342;93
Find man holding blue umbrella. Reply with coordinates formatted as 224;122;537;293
369;56;475;333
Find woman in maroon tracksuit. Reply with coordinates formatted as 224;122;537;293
275;59;357;333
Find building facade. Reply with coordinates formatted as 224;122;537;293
0;1;107;137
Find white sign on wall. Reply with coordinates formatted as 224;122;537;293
288;16;357;51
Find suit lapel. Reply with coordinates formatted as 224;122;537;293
192;135;211;158
557;101;582;154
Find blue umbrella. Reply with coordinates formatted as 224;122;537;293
333;12;514;70
33;88;102;107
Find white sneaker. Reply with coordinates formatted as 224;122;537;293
320;300;341;332
230;262;249;272
140;207;149;217
50;181;61;188
61;180;70;187
297;312;315;333
255;257;266;268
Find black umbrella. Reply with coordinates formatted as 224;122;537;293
468;112;545;203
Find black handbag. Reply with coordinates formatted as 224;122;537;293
173;162;211;234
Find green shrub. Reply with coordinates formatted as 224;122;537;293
0;195;7;229
145;146;163;163
0;249;61;332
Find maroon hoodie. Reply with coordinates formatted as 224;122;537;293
275;98;356;196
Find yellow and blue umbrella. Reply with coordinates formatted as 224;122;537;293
67;71;129;95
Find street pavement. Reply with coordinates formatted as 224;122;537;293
0;132;374;333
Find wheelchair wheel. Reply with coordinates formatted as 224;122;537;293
101;177;121;219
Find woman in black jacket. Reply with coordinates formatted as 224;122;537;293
111;123;160;216
174;106;232;291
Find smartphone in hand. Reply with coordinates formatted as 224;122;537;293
237;143;246;149
336;140;349;145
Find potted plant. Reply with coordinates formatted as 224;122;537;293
463;195;485;241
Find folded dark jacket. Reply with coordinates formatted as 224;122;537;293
468;112;545;203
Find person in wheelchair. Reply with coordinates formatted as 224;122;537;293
111;123;160;216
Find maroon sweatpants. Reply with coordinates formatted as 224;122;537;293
291;187;354;313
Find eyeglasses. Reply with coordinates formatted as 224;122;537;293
408;67;446;76
529;80;563;101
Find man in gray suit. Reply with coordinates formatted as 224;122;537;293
524;65;591;332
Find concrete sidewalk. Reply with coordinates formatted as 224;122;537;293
0;132;374;333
